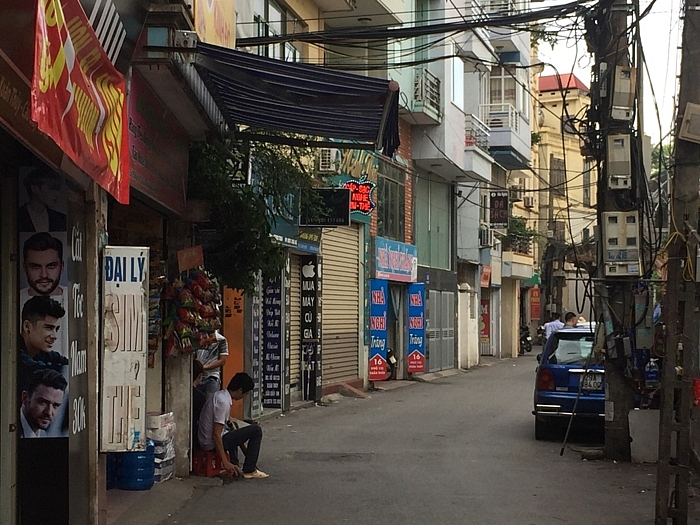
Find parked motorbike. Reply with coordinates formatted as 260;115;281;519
520;325;533;354
536;325;546;346
386;348;398;380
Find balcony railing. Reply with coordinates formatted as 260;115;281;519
414;68;441;116
503;234;532;255
479;103;519;133
484;0;520;15
467;0;488;19
465;114;490;152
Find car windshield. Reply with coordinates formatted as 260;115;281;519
548;333;595;365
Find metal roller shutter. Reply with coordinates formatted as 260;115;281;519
289;255;301;390
321;224;360;385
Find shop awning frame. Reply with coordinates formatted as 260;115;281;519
193;42;400;155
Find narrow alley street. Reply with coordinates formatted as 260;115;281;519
115;355;698;525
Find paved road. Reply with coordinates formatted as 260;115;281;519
150;354;695;524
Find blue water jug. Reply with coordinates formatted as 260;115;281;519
118;440;155;490
106;452;118;490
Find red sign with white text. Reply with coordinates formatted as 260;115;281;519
32;0;130;204
530;287;541;320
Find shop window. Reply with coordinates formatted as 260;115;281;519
415;173;452;270
254;0;304;61
377;159;406;241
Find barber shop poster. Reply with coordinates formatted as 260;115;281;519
18;165;70;439
369;279;388;381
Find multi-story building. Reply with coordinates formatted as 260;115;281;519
536;73;595;317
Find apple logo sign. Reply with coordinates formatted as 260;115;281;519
302;262;315;279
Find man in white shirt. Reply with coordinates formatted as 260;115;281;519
544;313;565;341
20;368;67;438
196;331;229;397
198;372;268;479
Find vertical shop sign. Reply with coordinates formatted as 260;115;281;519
489;192;508;229
300;255;321;401
17;167;70;523
407;283;426;373
250;277;263;418
369;279;388;381
283;259;292;411
67;188;89;523
100;246;150;452
480;299;490;343
530;288;541;320
263;278;283;409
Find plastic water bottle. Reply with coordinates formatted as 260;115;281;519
118;440;155;491
645;358;660;389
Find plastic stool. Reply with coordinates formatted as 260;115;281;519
192;449;231;477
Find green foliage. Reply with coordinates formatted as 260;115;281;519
508;216;535;239
530;28;558;50
531;131;542;146
188;137;317;293
650;141;673;178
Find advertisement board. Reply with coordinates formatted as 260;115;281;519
300;255;321;401
407;283;426;373
193;0;235;48
263;277;283;409
375;237;418;283
100;246;149;452
369;279;388;381
489;191;508;229
480;298;490;343
530;287;541;320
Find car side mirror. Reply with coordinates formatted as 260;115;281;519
536;354;541;363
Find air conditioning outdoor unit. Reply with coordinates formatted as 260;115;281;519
479;226;495;247
509;184;524;202
523;196;535;208
318;148;341;173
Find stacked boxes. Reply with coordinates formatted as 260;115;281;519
146;412;176;483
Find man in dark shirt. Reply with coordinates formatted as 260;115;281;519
18;296;68;399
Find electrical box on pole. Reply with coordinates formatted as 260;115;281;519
606;134;632;190
602;211;641;276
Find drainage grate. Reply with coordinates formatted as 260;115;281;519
293;452;373;462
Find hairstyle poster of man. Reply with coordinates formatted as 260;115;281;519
18;166;69;438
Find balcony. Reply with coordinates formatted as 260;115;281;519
485;0;530;54
409;68;441;125
459;0;495;69
502;250;534;280
465;114;490;152
478;103;530;169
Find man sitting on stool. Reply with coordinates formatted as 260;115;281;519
197;372;268;479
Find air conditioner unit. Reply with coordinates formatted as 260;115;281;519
523;196;535;208
479;226;495;247
509;185;524;202
318;148;341;173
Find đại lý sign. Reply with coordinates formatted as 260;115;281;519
32;0;130;204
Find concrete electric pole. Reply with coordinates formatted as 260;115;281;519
655;1;700;522
588;0;638;462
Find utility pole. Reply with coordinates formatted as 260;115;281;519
587;0;637;462
655;0;700;522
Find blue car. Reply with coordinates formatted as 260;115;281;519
533;323;603;440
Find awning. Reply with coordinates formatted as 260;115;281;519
194;42;400;155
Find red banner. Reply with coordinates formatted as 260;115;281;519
530;287;541;320
32;0;130;204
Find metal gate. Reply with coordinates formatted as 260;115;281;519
427;290;455;372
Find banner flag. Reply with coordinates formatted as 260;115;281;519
32;0;130;203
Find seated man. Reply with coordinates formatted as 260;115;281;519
197;372;268;479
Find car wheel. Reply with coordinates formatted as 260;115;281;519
535;417;552;441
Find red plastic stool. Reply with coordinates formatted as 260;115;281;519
192;449;231;477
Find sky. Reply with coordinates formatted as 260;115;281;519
537;0;682;144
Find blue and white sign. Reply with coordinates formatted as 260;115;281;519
376;237;418;283
369;279;388;381
407;283;426;373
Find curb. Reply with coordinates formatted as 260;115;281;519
412;368;463;383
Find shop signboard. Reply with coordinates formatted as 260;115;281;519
300;255;321;401
407;283;426;373
32;0;131;204
263;277;283;409
343;176;376;215
375;237;418;283
250;278;263;418
480;266;492;288
299;188;351;227
100;246;150;452
480;299;490;343
193;0;235;48
369;279;388;381
489;191;509;229
530;287;541;320
129;71;189;216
